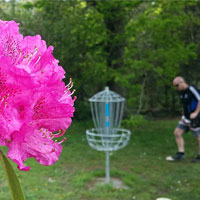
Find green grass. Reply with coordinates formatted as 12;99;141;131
1;119;200;200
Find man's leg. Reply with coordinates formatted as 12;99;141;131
197;135;200;155
190;124;200;162
166;127;185;161
174;127;185;153
191;135;200;162
166;119;188;161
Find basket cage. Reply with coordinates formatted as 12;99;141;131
86;87;130;151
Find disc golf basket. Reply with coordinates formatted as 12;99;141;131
86;86;131;182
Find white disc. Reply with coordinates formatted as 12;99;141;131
165;156;174;161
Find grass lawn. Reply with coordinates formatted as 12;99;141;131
1;119;200;200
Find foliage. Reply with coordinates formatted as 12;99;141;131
0;150;25;200
121;114;147;129
1;0;200;119
120;0;199;113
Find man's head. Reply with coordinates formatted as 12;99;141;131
173;76;188;91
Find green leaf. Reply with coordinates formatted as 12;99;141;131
0;150;25;200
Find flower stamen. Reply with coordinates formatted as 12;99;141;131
66;78;72;88
58;137;66;144
53;130;65;138
70;89;76;96
34;54;41;66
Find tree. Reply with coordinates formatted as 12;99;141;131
1;0;200;118
118;0;198;115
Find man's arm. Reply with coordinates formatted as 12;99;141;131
190;101;200;119
189;86;200;119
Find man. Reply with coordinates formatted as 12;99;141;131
167;76;200;162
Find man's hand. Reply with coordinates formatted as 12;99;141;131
190;112;198;119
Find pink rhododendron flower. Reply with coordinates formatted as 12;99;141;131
0;19;76;171
7;126;64;171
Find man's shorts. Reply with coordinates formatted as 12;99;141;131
177;116;200;136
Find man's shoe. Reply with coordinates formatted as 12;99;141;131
166;153;184;161
192;155;200;163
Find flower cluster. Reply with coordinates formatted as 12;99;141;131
0;20;76;171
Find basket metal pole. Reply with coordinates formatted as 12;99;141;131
105;151;110;182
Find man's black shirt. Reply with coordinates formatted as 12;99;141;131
178;86;200;120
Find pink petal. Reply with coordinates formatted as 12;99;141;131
7;126;62;171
